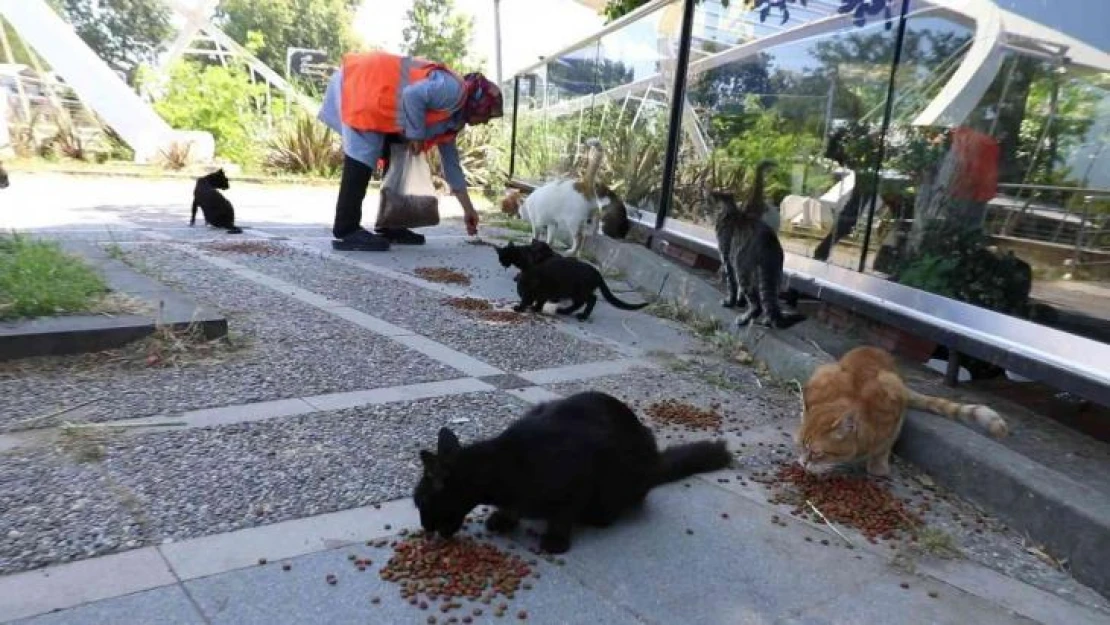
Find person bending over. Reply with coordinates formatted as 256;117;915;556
318;51;503;251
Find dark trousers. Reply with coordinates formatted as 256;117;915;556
333;156;374;239
333;135;405;239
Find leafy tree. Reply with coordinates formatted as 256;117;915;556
215;0;360;74
547;58;634;97
46;0;173;84
401;0;481;73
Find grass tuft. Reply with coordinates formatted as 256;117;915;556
0;233;108;320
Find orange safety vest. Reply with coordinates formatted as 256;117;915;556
950;126;999;202
340;51;464;153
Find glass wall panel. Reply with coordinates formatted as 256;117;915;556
510;0;683;219
874;0;1110;353
666;0;903;271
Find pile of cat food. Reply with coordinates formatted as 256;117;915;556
200;240;288;257
762;462;922;542
644;399;723;431
378;532;537;620
441;297;533;324
443;296;494;312
475;310;532;325
415;267;472;285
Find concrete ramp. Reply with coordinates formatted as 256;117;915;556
0;0;213;164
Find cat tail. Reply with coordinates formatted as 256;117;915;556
596;275;650;310
906;389;1009;438
655;440;732;485
190;200;199;226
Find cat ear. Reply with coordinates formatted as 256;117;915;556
437;427;461;456
419;449;438;473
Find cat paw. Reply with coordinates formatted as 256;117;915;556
721;298;738;308
539;533;571;554
771;312;806;329
866;457;891;477
485;510;520;534
574;313;590;322
512;304;528;313
734;311;758;327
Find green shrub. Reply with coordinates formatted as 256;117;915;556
140;60;279;168
264;114;343;176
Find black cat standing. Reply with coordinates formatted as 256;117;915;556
414;391;732;554
190;169;243;234
512;255;649;321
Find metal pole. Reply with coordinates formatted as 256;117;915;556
856;0;910;273
493;0;504;84
508;75;520;180
655;0;696;232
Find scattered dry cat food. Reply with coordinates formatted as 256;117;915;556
765;462;922;542
476;309;532;325
644;399;722;431
443;297;493;311
257;557;267;565
282;562;292;571
379;534;534;617
326;573;338;585
414;267;471;285
200;241;288;257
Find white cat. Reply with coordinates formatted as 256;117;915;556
519;138;606;256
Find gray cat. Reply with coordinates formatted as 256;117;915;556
713;160;804;329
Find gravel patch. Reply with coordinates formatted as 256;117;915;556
204;243;620;371
543;355;801;437
0;392;527;575
100;392;524;543
0;450;143;575
0;245;459;432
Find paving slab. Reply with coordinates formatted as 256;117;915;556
9;585;205;625
0;548;176;622
776;577;1037;625
183;539;642;625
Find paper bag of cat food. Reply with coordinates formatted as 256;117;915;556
376;142;440;230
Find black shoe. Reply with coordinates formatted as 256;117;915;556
376;228;426;245
332;229;390;251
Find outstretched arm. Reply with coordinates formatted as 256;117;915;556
439;140;479;236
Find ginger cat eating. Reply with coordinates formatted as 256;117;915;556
797;346;1008;477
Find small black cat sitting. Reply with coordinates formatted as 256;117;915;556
190;169;242;234
414;391;732;553
0;161;9;189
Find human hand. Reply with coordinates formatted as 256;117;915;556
464;208;479;236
